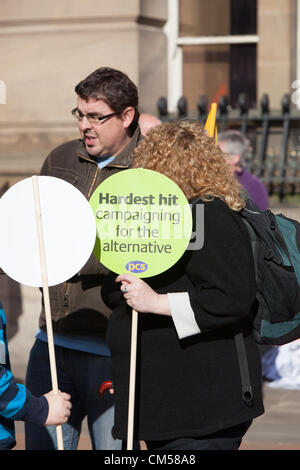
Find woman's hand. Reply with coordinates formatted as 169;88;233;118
115;273;171;316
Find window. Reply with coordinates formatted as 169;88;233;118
166;0;258;112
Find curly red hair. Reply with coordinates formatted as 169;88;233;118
132;120;246;211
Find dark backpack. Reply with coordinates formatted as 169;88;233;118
240;199;300;345
235;198;300;405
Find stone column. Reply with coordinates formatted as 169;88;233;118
257;0;297;109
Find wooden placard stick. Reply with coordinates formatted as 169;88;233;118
127;309;138;450
32;175;64;451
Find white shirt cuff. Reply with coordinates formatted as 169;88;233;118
167;292;201;339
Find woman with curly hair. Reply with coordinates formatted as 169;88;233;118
104;120;264;450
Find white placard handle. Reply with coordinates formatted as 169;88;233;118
32;176;64;450
127;309;138;450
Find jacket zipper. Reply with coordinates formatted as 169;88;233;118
87;164;99;200
63;292;69;308
63;283;71;313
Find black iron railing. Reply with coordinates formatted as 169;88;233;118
157;93;300;200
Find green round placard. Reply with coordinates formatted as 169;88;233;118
89;169;193;278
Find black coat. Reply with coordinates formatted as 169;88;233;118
104;198;264;441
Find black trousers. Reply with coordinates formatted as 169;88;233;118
144;421;252;451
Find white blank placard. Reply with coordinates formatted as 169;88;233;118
0;176;96;287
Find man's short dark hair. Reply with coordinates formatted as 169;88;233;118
75;67;140;136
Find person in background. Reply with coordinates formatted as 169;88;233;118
218;130;269;210
25;67;142;450
139;113;161;136
103;120;264;450
0;296;71;450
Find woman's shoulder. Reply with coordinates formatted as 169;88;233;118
191;196;240;217
191;197;246;239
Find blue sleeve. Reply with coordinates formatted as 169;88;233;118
0;365;48;425
0;303;49;425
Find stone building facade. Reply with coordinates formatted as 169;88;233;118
0;0;298;186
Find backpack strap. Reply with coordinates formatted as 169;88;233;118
234;332;253;406
243;207;293;268
236;219;256;407
270;212;293;267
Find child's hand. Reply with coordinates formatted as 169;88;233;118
43;390;72;426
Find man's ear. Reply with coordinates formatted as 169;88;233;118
120;107;135;129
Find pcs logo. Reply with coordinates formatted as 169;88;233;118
126;261;148;274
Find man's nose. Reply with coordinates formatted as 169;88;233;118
79;116;92;131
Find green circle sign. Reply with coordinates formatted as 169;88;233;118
89;169;193;278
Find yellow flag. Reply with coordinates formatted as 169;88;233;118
204;102;218;143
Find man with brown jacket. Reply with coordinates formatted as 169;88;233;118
25;67;142;450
